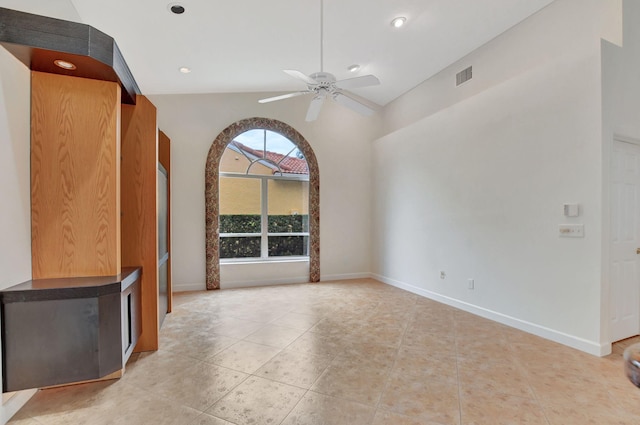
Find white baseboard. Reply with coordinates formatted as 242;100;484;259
174;273;376;292
372;274;608;357
172;282;207;292
320;272;373;282
221;276;309;290
1;389;37;425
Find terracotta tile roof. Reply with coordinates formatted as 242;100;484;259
232;141;309;175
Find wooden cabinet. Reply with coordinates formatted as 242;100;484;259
159;130;172;317
0;8;170;390
121;96;160;352
31;72;122;279
0;268;141;392
7;72;166;389
28;74;164;354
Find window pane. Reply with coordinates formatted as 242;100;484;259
219;215;261;234
228;130;309;176
220;145;253;173
233;129;267;152
219;176;261;233
220;237;261;258
268;236;309;257
267;180;309;233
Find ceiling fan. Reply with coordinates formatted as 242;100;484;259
258;0;380;121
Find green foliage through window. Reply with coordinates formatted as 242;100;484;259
268;215;308;233
220;215;261;233
269;236;308;257
220;215;309;233
219;237;261;258
220;214;309;258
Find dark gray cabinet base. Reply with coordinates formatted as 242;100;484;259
0;268;141;392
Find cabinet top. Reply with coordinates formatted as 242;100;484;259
0;267;141;303
0;7;140;105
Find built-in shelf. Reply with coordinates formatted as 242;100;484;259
0;9;168;392
0;267;142;392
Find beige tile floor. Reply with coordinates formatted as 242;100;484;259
8;279;640;425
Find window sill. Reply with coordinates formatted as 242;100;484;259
220;257;309;265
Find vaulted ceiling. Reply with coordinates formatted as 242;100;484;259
1;0;556;106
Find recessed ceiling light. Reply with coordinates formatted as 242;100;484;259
391;17;407;28
347;64;360;73
168;3;185;14
54;59;76;70
179;67;191;74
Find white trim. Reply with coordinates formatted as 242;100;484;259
220;172;309;182
320;272;373;282
220;257;309;265
372;274;609;357
261;178;269;256
1;389;37;425
605;135;640;346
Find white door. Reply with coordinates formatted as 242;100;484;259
610;139;640;342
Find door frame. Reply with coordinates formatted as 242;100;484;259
605;134;640;345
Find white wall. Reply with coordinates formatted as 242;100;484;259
0;46;37;423
382;0;622;137
0;52;31;289
372;0;622;355
600;0;640;344
148;93;379;290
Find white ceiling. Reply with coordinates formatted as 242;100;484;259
4;0;556;106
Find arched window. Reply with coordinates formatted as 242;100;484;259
219;129;309;259
205;118;319;290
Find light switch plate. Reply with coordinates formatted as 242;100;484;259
559;224;584;238
563;203;579;217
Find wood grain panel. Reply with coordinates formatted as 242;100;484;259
31;72;121;279
158;130;172;313
121;95;159;352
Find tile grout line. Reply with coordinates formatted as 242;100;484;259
372;299;418;418
504;335;554;425
252;307;333;425
453;313;464;425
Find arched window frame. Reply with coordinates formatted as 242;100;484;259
205;117;320;290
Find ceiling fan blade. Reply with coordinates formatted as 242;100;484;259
284;69;318;85
258;91;309;103
335;74;380;90
333;92;376;116
305;95;325;121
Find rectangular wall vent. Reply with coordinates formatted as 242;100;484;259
456;66;472;86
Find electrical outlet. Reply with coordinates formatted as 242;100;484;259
440;271;446;279
468;279;474;290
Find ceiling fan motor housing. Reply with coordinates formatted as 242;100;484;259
309;72;336;85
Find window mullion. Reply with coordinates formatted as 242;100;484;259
261;178;269;259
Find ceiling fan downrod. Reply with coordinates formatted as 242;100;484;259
320;0;324;73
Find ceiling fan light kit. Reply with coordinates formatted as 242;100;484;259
258;0;380;121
